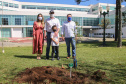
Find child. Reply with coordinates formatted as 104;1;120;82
51;25;60;61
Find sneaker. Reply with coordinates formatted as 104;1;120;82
45;57;49;60
57;57;60;60
67;57;70;59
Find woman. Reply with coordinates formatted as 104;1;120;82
32;13;45;60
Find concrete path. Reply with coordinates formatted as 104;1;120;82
0;37;115;47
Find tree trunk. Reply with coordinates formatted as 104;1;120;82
117;0;122;47
115;0;119;41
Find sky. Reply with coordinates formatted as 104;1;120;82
15;0;126;6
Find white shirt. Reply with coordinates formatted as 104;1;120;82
61;21;77;38
51;32;59;46
44;17;60;32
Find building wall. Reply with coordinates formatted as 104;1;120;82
0;0;126;38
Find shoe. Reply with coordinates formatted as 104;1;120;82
45;57;49;60
67;57;70;59
57;57;60;60
52;58;54;61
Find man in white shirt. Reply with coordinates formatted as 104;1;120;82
44;10;60;60
61;14;77;59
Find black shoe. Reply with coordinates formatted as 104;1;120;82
45;57;49;60
52;58;54;61
57;57;60;60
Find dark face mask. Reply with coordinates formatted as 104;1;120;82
53;29;57;32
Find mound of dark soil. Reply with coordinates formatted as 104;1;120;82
14;66;106;84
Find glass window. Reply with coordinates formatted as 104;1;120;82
27;6;36;9
3;2;8;7
1;28;11;37
2;18;8;25
0;1;2;6
14;4;19;8
57;7;66;10
37;6;46;10
22;5;25;9
9;3;13;7
15;18;21;25
92;6;98;12
110;6;116;10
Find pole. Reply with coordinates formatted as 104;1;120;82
103;13;106;46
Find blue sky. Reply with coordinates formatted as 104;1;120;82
15;0;126;6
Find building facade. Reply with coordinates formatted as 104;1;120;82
0;0;126;38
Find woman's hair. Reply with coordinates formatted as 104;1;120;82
52;25;57;30
37;13;45;27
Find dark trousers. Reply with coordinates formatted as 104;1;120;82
51;46;59;58
46;32;56;58
46;32;51;58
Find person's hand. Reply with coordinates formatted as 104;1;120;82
44;35;47;39
62;37;65;41
33;36;36;39
55;41;59;44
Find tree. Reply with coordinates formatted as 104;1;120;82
99;19;111;29
115;0;119;41
75;0;126;47
75;0;89;4
117;0;126;47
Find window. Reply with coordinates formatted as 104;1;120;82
22;5;25;9
9;3;13;7
15;18;21;25
14;4;19;8
27;6;36;9
3;2;8;7
0;1;2;6
37;7;46;10
2;18;8;25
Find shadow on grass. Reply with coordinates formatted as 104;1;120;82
14;55;46;59
78;40;126;47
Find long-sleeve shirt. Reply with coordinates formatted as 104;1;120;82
44;17;60;32
61;21;77;38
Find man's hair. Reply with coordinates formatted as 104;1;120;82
67;14;72;17
52;25;57;29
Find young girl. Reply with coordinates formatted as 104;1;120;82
51;25;60;61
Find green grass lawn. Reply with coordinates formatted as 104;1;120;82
0;40;126;83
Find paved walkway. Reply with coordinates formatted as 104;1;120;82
0;37;115;47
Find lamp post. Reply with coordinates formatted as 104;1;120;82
99;5;110;46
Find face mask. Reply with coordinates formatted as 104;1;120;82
53;29;57;32
68;17;72;21
50;14;54;18
38;17;42;20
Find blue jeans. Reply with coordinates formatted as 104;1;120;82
46;32;56;58
65;37;76;57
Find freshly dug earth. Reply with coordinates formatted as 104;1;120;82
14;66;106;84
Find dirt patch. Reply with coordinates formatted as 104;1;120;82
13;66;106;84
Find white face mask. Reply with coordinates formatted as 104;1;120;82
50;14;54;18
38;17;42;20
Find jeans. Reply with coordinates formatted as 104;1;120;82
65;37;76;57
